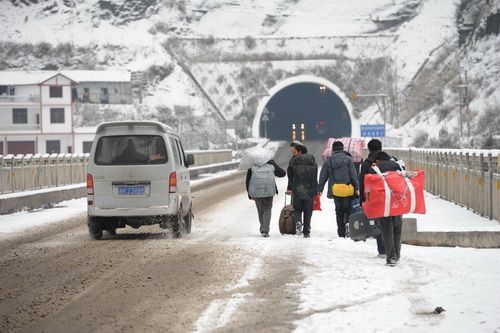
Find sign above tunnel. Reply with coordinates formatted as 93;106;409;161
360;124;385;137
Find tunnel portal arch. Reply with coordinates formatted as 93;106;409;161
252;75;359;140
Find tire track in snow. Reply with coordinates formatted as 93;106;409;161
194;257;264;332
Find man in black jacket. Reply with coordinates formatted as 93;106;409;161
286;141;318;238
359;139;385;257
364;143;404;267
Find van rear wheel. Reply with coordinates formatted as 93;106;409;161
88;217;103;240
171;210;184;238
184;207;192;234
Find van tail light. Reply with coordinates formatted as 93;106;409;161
87;173;94;206
87;173;94;196
169;172;177;193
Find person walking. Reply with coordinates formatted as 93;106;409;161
365;145;404;267
246;159;286;237
318;141;359;238
286;141;318;238
359;139;386;257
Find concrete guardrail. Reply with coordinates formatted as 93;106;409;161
402;218;500;248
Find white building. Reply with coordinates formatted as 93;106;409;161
0;70;132;155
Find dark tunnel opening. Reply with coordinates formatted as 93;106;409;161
259;82;352;141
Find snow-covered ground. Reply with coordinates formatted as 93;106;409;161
1;171;499;331
0;197;87;234
196;175;500;332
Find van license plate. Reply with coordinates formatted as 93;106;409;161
118;185;145;196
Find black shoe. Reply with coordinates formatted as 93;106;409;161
303;233;310;238
261;232;269;237
385;258;397;267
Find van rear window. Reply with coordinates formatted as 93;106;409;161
95;135;168;165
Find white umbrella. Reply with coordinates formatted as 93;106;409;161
238;146;274;170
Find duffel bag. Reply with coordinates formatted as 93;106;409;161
362;166;426;219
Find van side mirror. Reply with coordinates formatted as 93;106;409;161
186;154;195;166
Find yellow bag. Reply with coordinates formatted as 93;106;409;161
332;183;354;197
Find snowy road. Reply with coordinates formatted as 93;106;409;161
1;174;500;332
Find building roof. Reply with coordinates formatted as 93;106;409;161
0;71;58;85
0;70;131;86
62;70;131;83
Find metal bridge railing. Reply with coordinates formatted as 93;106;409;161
0;150;235;195
0;153;89;194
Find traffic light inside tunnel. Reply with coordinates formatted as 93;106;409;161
260;82;351;141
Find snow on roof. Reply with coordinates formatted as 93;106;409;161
0;71;58;85
0;70;131;86
62;70;131;83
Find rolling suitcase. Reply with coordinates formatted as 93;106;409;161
348;212;380;241
345;198;361;238
279;195;296;235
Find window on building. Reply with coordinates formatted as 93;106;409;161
82;87;90;103
50;108;65;123
49;86;63;98
100;88;109;104
83;141;93;153
0;86;7;95
72;88;78;102
12;108;28;124
9;87;15;96
46;140;61;154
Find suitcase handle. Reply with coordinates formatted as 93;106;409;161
284;193;292;206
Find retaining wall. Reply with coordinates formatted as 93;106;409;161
402;218;500;248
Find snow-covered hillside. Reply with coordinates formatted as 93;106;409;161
1;0;498;148
393;0;500;148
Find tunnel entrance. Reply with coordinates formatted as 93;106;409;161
253;76;357;141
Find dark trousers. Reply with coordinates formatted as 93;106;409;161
376;232;385;255
293;197;313;235
377;216;402;262
333;196;352;237
254;197;273;234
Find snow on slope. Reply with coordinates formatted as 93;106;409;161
395;0;458;84
1;0;428;41
0;0;466;147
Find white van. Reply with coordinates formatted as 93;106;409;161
86;121;194;239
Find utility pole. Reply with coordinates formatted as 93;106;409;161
464;70;470;138
458;69;469;144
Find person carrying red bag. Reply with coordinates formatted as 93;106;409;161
359;139;386;258
365;149;404;267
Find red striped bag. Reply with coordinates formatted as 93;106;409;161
362;166;426;219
